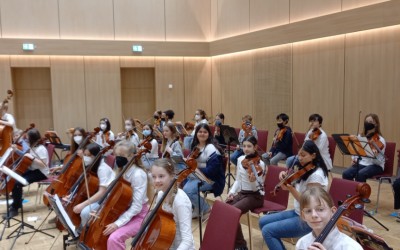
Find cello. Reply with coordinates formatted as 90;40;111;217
78;141;152;250
63;141;115;227
43;129;98;206
131;149;198;249
0;90;14;156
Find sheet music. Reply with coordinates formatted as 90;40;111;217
53;194;78;237
0;165;29;186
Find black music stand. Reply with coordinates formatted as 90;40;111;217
332;134;376;180
220;125;239;192
0;167;53;249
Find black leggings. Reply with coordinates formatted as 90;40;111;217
11;169;47;209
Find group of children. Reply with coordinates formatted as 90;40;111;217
1;100;395;249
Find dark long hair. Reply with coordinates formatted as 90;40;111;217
298;140;328;182
191;123;223;154
70;127;86;153
85;143;102;173
27;128;41;147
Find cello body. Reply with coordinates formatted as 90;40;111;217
0;124;13;156
78;179;132;250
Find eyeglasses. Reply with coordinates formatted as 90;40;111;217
302;206;329;216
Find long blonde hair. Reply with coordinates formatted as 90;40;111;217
114;140;154;200
152;158;177;206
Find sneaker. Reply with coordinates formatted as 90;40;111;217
2;207;18;219
235;246;248;250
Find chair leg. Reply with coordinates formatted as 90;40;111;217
247;212;253;250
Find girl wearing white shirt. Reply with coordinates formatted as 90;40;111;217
95;117;115;147
151;158;195;250
183;109;208;149
259;140;329;250
0;101;16;130
8;129;48;218
73;143;115;228
104;140;152;250
117;118;140;147
296;187;363;250
227;136;265;249
140;124;159;170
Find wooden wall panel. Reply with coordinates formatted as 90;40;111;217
0;0;59;38
253;44;292;149
10;56;50;67
293;36;345;166
84;57;123;132
120;57;155;68
12;68;53;135
342;0;389;11
121;68;155;121
155;57;185;122
50;56;86;143
344;26;400;172
59;0;114;39
113;0;165;41
216;52;253;128
183;57;212;122
290;0;341;23
249;0;289;32
210;0;218;40
165;0;211;41
0;56;13;114
215;0;250;39
211;57;222;117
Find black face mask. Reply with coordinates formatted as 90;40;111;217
161;118;166;122
277;123;285;129
154;115;159;119
115;156;128;168
364;122;375;132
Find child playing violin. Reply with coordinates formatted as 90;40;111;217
296;187;363;250
226;136;265;250
72;143;115;230
150;158;195;249
259;140;329;250
95;117;115;147
140;124;159;170
342;113;385;182
286;114;333;170
230;115;258;166
262;113;293;166
104;140;152;250
116;118;140;147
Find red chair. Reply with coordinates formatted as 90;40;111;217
200;200;241;250
256;129;268;155
183;148;191;158
209;125;215;136
105;154;115;168
292;132;306;156
327;136;336;163
369;141;396;212
35;144;57;210
247;165;290;249
329;178;364;224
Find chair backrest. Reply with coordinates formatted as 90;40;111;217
263;165;289;208
201;200;241;250
292;132;306;156
105;154;115;168
327;136;336;163
382;142;396;176
257;129;268;153
209;125;215;135
329;178;364;224
183;148;191;158
46;143;56;166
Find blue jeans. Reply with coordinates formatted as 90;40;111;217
183;177;213;217
230;149;243;166
342;164;383;182
285;155;299;168
259;210;312;250
80;202;100;228
141;156;158;170
183;136;193;149
262;152;287;166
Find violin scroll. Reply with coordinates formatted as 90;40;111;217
309;127;322;141
241;156;263;177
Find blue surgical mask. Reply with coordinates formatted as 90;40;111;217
143;130;151;137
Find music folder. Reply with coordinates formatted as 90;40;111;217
47;194;78;238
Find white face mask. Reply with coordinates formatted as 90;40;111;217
125;125;132;131
83;155;93;166
100;124;107;131
74;135;83;145
195;114;200;121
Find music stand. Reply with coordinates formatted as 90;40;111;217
332;134;376;180
220;125;239;192
0;166;53;249
351;226;393;250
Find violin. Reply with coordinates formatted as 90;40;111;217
309;127;322;141
131;150;198;249
276;127;287;142
241;155;264;177
162;138;179;159
314;183;371;244
273;161;316;195
242;121;253;137
366;133;386;162
78;145;151;250
0;90;14;156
